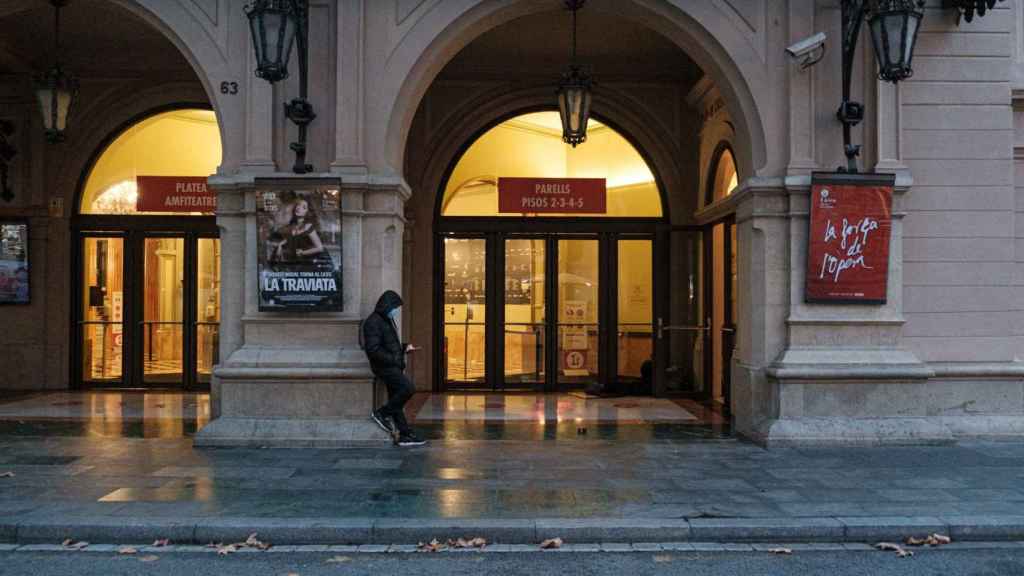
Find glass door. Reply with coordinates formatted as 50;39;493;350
657;229;706;395
76;231;219;389
616;239;654;394
442;237;487;387
195;238;220;385
503;238;546;387
705;220;738;408
141;237;185;386
80;237;125;385
556;238;599;389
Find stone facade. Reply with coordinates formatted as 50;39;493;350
0;0;1022;445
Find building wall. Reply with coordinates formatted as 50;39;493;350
1;0;1022;443
903;7;1016;365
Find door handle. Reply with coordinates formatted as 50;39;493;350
657;317;706;340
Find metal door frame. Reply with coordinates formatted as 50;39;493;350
435;224;660;394
71;216;218;390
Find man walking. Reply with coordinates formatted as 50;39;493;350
364;290;427;446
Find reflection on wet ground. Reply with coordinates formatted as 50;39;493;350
0;391;730;441
0;390;738;520
409;393;731;441
2;391;1024;522
0;391;209;439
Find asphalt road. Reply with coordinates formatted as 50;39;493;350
1;549;1023;576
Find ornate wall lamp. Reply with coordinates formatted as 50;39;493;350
0;121;15;203
557;0;592;147
837;0;924;173
35;0;78;144
245;0;316;174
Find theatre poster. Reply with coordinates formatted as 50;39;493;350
256;181;343;312
805;172;894;304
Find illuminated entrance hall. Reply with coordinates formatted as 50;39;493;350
434;112;668;397
74;109;222;390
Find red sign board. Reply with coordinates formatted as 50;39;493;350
805;172;894;303
498;177;606;214
136;176;216;213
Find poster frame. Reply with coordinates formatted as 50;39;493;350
0;218;29;305
255;177;343;313
804;171;894;305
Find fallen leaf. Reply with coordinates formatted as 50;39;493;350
118;546;138;555
653;554;673;563
447;537;487;549
767;547;793;555
417;539;448;553
875;542;913;558
62;540;89;551
139;555;159;563
904;533;952;547
325;556;351;563
0;472;13;478
539;537;563;549
243;532;271;550
152;539;170;547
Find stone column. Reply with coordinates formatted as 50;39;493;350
745;174;934;446
195;174;405;447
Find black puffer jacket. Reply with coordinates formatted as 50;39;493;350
362;290;405;374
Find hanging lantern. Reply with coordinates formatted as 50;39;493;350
35;0;78;143
35;64;78;143
557;0;592;147
865;0;925;83
557;65;593;147
245;0;299;83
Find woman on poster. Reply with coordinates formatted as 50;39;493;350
268;196;334;271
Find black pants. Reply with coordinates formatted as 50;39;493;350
377;370;414;435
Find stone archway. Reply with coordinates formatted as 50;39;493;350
107;0;236;171
377;0;770;185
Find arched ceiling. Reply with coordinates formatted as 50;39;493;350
0;1;193;79
437;7;704;85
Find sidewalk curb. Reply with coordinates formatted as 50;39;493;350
4;515;1024;545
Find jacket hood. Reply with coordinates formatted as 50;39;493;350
374;290;403;315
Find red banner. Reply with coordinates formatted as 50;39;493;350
498;177;606;214
805;173;893;303
136;176;216;213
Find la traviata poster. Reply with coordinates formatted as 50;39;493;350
805;172;893;304
257;184;342;312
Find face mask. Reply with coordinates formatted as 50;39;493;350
388;307;401;320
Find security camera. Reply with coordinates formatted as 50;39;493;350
786;32;826;69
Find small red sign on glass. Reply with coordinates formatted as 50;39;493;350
136;176;216;213
498;177;606;214
805;172;894;304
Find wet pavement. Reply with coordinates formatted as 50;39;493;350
0;391;1023;528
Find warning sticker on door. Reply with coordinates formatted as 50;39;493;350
563;350;587;371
